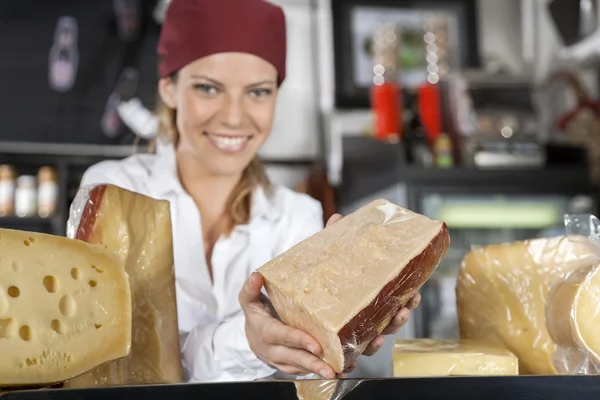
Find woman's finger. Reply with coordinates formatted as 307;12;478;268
267;346;336;379
406;292;421;311
262;319;323;355
238;272;265;310
325;213;343;227
381;307;410;335
362;335;385;356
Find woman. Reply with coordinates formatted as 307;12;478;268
79;0;420;383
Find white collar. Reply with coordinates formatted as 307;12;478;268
147;140;280;225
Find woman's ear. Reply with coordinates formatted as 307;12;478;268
158;77;177;109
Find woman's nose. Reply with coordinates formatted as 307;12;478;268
220;95;245;128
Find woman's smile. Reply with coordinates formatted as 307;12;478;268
203;131;254;154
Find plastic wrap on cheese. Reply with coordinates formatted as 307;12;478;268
545;214;600;374
258;199;450;373
392;339;518;377
0;228;132;387
63;184;184;387
294;378;362;400
456;223;600;375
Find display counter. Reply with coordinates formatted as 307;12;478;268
3;376;600;400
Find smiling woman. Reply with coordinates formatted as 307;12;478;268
75;0;420;384
155;52;278;235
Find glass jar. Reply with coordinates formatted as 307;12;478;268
37;166;59;218
0;165;16;217
15;175;37;218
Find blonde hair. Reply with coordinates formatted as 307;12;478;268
152;98;271;236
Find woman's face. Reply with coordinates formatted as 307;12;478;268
159;52;279;177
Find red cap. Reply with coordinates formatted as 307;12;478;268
157;0;287;85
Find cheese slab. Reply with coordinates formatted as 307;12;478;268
259;199;450;373
0;228;131;387
63;184;183;387
392;339;518;377
456;236;598;375
546;263;600;373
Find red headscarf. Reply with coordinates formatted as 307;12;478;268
157;0;287;85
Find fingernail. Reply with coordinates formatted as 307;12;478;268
249;273;256;286
307;344;316;354
319;369;329;378
402;309;410;319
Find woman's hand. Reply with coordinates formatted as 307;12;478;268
239;272;339;379
324;214;422;357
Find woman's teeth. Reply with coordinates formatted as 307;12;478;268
209;134;250;152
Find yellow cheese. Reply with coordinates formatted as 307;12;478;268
0;228;131;387
456;236;598;375
63;184;183;387
392;339;518;377
259;199;450;373
546;263;600;373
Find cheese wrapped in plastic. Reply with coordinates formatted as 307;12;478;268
294;379;362;400
546;214;600;374
259;199;450;373
456;215;600;375
63;184;184;387
0;228;131;387
392;339;518;377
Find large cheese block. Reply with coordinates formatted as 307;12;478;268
456;236;598;375
0;228;131;387
63;184;183;387
546;263;600;373
392;339;518;377
258;199;450;373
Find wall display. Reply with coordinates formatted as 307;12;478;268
48;16;79;93
0;0;161;144
114;0;142;42
332;0;480;109
101;67;140;138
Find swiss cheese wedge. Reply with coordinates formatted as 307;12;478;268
0;228;131;387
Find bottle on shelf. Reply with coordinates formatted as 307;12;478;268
0;165;16;217
37;166;59;218
370;22;403;142
15;175;38;218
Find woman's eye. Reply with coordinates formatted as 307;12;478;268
194;84;218;95
250;88;272;98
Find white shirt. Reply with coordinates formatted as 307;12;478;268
77;141;324;383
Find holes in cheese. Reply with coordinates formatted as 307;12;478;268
258;199;450;373
63;184;183;387
0;227;131;387
43;276;58;293
7;286;19;298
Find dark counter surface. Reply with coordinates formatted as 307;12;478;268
3;376;600;400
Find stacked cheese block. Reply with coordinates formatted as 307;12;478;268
456;236;600;375
392;234;600;378
0;184;183;388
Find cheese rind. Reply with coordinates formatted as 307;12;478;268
456;236;598;375
392;339;518;377
546;263;600;373
259;199;450;373
0;228;131;387
63;184;183;387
